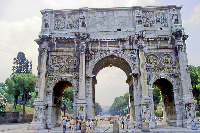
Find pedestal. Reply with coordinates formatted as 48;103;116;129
113;121;119;133
141;122;150;132
81;123;86;133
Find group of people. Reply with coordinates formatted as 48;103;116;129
62;117;95;133
120;116;130;129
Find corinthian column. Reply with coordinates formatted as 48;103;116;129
39;43;48;100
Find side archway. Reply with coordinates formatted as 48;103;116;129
51;80;74;126
152;78;177;125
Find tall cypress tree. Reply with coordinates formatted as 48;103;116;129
12;52;32;74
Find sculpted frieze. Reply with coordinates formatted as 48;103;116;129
146;66;177;73
54;11;79;30
50;55;79;70
136;10;168;27
66;56;79;69
155;11;168;27
146;54;159;67
54;12;66;30
90;49;137;68
161;53;174;66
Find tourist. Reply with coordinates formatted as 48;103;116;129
120;117;124;129
75;117;79;131
86;119;91;133
62;118;67;133
90;119;95;133
126;119;129;129
191;120;197;130
79;118;84;130
70;118;75;132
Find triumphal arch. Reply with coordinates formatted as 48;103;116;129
30;5;196;129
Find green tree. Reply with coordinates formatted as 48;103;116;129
189;65;200;111
109;92;129;116
5;73;36;123
5;78;20;109
0;83;14;103
153;85;161;111
5;52;33;109
95;102;103;116
62;87;74;116
12;52;32;74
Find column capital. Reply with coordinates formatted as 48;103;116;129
35;35;52;45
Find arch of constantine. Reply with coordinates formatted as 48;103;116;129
30;5;196;129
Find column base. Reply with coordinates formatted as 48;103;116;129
46;122;55;129
132;121;141;129
148;120;155;129
28;121;46;130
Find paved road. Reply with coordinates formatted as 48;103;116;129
0;121;200;133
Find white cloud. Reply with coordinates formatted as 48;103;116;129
0;16;41;82
182;4;200;67
183;4;200;26
42;0;158;9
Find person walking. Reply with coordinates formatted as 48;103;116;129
126;119;129;129
120;117;124;129
191;120;198;130
79;118;83;130
86;119;91;133
70;118;75;132
90;119;95;133
62;118;67;133
75;117;79;131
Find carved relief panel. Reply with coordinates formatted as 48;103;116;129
136;10;168;27
49;55;79;76
54;11;79;30
146;53;177;73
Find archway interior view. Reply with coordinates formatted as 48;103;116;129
53;81;73;126
93;55;130;117
153;78;176;125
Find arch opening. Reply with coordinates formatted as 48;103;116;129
92;55;132;117
92;55;132;77
52;81;73;126
153;78;176;125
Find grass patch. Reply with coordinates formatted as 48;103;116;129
5;103;34;115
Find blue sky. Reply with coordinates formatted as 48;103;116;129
0;0;199;106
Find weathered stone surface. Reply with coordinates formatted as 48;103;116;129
113;121;119;133
30;5;195;130
141;122;150;132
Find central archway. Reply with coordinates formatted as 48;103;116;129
95;66;129;115
90;54;133;119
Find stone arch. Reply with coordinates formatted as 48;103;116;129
51;79;75;126
92;55;132;76
86;50;137;76
49;76;78;92
151;75;177;125
150;74;176;89
87;53;133;119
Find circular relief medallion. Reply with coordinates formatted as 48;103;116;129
50;56;64;69
161;53;174;66
146;54;159;67
66;56;79;69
